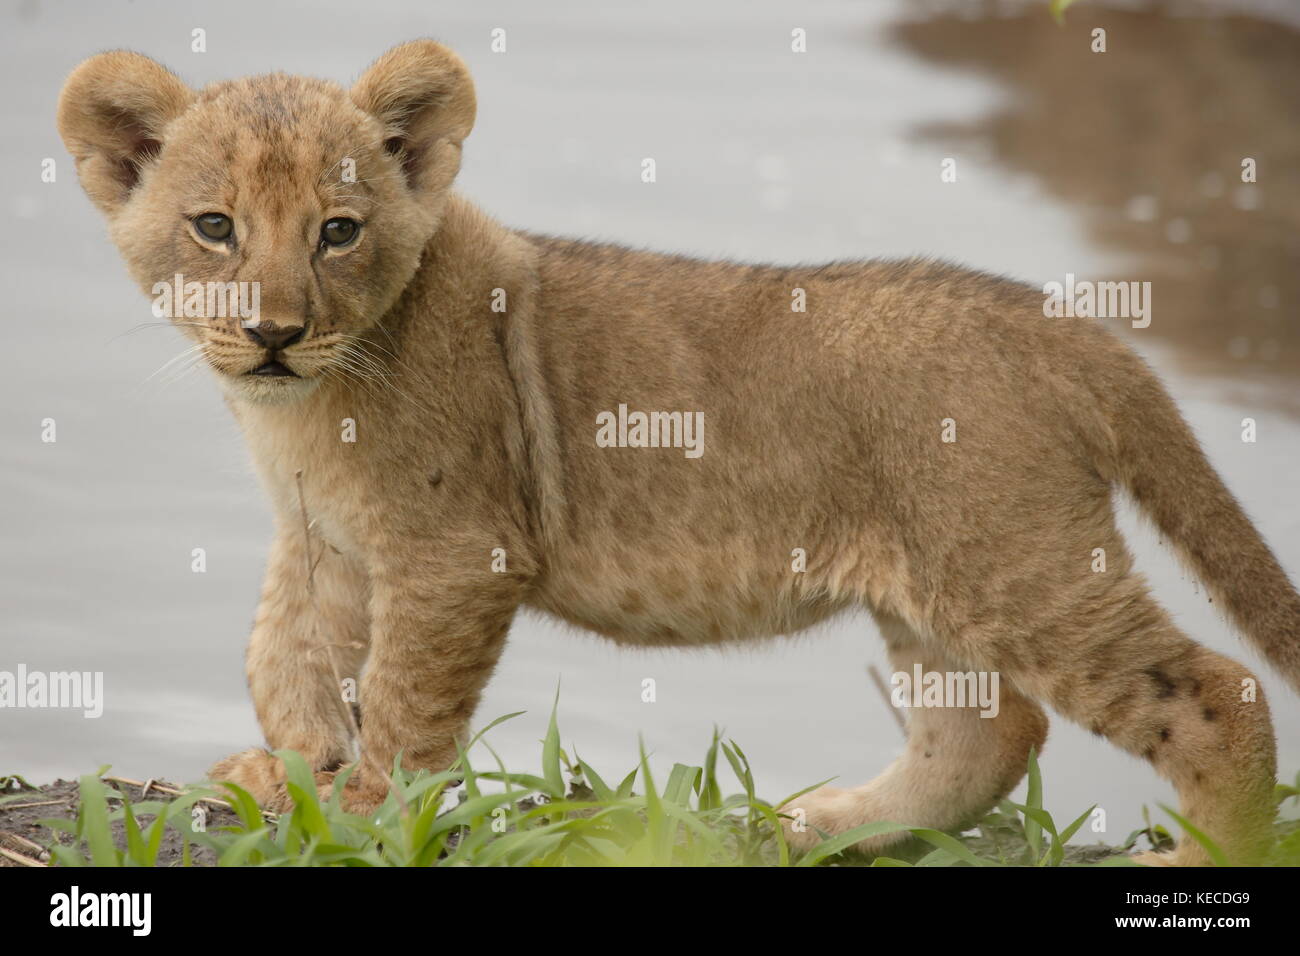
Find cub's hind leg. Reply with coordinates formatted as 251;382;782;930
782;613;1048;855
1003;573;1277;866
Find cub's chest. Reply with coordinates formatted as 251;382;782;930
241;412;369;558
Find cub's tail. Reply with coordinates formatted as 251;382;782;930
1104;347;1300;693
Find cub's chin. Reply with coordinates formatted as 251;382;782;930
218;371;322;406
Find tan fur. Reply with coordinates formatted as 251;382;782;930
58;41;1299;864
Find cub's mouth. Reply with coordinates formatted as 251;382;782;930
248;360;299;378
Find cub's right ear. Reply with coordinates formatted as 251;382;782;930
56;51;193;216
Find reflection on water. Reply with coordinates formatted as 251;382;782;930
895;1;1300;413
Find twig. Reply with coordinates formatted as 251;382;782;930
0;846;46;867
867;664;907;736
295;469;409;815
103;775;277;822
1;832;49;855
0;799;63;811
306;640;367;659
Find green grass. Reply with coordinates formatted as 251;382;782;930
10;704;1300;867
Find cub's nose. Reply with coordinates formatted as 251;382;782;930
242;322;305;351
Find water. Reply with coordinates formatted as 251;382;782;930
1;0;1296;842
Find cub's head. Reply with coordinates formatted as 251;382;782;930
57;40;475;404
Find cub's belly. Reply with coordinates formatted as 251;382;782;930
530;547;852;647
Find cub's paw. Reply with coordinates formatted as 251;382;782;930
319;764;389;817
779;785;866;853
1128;845;1219;867
208;748;293;810
1129;849;1178;867
207;748;375;814
779;785;916;858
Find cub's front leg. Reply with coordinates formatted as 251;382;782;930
340;545;525;812
208;523;370;807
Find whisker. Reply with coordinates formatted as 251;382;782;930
110;321;206;343
335;343;431;413
343;331;400;362
329;360;385;406
157;351;208;389
143;343;205;384
337;345;399;394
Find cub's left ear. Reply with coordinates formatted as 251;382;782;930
351;39;477;195
56;51;193;216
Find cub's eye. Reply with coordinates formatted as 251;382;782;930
321;217;360;248
193;213;233;242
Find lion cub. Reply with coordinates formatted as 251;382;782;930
58;41;1299;864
